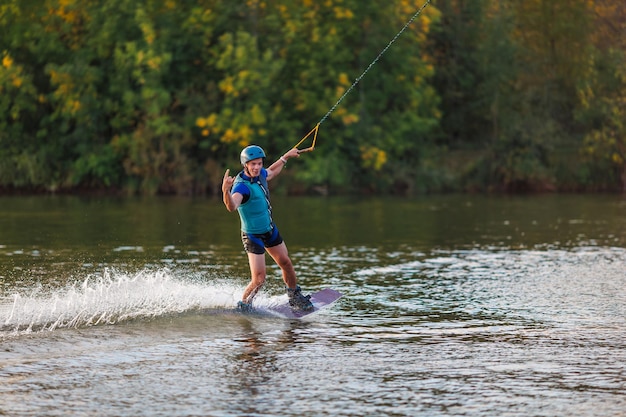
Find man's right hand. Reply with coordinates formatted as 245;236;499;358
222;169;234;194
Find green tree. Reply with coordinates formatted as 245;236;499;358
430;0;598;192
0;47;39;187
428;0;491;147
0;0;459;194
575;0;626;191
272;0;441;193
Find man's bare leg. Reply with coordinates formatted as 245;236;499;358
266;242;297;289
242;252;267;304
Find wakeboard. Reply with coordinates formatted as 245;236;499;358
264;288;343;319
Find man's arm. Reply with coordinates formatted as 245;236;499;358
222;169;244;212
267;148;300;181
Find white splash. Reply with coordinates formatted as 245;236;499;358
1;268;243;336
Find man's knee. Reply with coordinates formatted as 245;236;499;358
277;257;294;271
251;273;266;286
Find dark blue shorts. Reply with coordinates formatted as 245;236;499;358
241;225;284;255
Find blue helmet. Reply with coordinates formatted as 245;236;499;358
240;145;266;165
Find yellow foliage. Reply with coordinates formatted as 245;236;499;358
206;113;217;127
284;20;297;36
221;128;237;143
335;85;346;98
238;70;250;81
54;0;80;24
144;32;155;46
45;0;90;50
70;99;81;113
239;125;253;143
139;19;156;45
48;69;58;82
304;9;316;20
334;7;354;19
12;76;22;88
219;77;235;95
360;146;388;171
375;151;388;171
196;114;219;134
342;113;359;125
250;104;266;125
48;69;75;96
147;58;160;70
196;117;207;128
612;153;623;164
338;72;350;86
246;0;265;9
2;54;12;68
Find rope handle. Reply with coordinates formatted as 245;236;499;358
292;124;319;153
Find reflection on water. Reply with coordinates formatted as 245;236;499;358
1;195;625;416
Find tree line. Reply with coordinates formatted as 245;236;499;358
1;0;624;195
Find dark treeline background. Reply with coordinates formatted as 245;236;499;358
1;0;624;195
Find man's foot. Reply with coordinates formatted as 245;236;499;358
237;301;253;312
287;286;314;311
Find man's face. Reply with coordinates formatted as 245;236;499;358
245;158;263;177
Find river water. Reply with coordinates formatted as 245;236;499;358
1;194;625;416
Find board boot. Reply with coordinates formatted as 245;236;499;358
236;300;253;312
287;286;314;311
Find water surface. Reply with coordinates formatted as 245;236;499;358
1;194;625;416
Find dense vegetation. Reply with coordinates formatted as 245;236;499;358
1;0;624;195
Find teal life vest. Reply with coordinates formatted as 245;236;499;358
232;169;273;234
